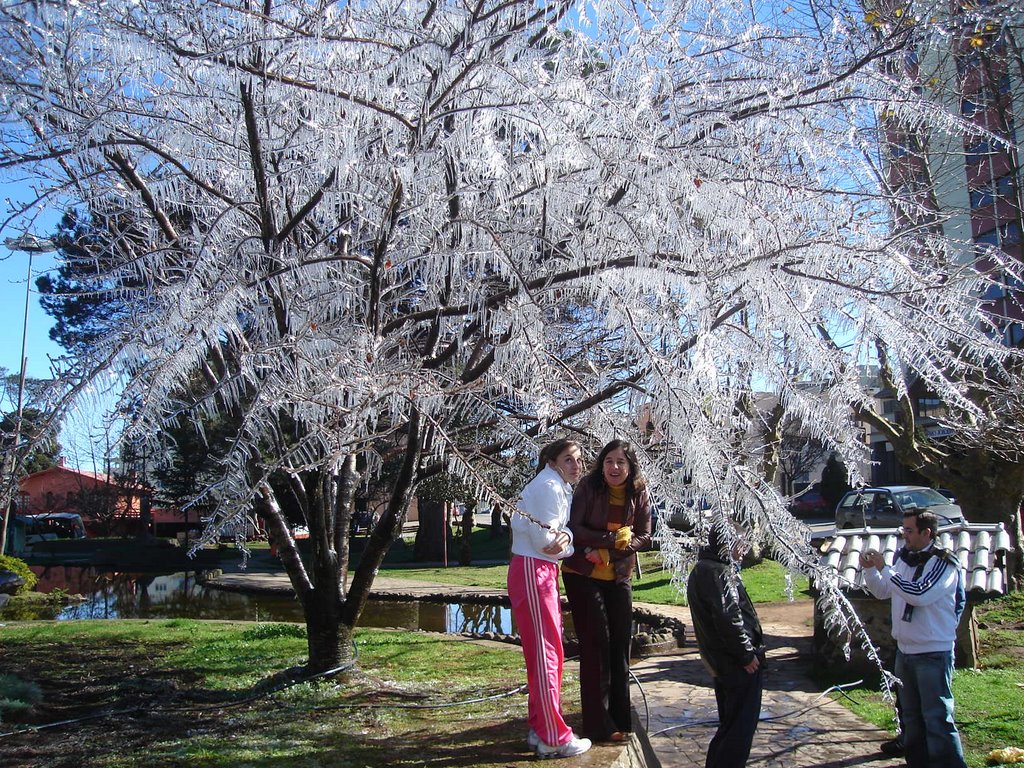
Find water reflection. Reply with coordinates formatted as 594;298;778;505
5;566;534;637
56;571;303;622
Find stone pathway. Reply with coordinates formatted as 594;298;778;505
631;601;903;768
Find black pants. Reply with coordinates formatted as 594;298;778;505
707;665;763;768
562;572;633;740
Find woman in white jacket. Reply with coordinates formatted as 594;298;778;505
508;439;592;759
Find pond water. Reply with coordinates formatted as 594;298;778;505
2;565;521;636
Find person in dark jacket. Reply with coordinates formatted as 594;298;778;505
561;439;652;743
686;523;765;768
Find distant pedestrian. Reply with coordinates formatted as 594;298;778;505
508;439;592;759
686;522;765;768
562;439;652;744
859;509;967;768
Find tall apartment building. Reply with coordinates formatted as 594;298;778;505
955;6;1023;342
866;3;1022;483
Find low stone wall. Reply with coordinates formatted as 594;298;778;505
632;606;687;657
813;594;896;673
813;594;979;672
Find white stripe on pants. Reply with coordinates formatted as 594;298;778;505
508;554;572;747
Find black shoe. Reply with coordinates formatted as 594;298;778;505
880;738;905;757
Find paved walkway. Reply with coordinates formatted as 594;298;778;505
208;569;903;768
630;601;903;768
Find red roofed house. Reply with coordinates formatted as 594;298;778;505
16;459;150;538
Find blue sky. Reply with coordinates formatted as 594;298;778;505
0;198;63;391
0;181;112;467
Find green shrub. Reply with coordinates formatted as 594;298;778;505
0;674;43;724
242;622;307;640
0;555;37;594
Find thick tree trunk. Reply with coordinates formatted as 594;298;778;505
457;503;473;566
253;419;427;674
490;502;504;538
414;499;452;562
304;582;353;673
934;465;1024;591
253;471;356;674
955;604;979;669
342;411;423;630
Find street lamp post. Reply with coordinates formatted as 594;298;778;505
1;233;57;555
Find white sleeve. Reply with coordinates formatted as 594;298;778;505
515;476;574;558
861;566;891;599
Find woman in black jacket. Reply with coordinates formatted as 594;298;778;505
561;439;651;743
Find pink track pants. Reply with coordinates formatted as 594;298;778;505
507;554;573;747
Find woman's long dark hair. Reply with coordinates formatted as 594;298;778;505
584;439;647;497
535;439;581;475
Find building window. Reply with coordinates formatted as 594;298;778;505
970;173;1016;209
976;229;999;246
976;222;1023;249
981;281;1006;301
965;137;993;165
917;397;943;419
1006;323;1024;346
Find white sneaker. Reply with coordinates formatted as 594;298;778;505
536;735;592;759
527;729;540;749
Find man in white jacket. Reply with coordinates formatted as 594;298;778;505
508;439;592;759
859;510;968;768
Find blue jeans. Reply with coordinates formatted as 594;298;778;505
895;650;968;768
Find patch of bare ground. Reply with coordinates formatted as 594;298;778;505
0;639;246;768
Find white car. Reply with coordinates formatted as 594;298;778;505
835;486;966;529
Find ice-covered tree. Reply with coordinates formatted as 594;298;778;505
1;0;1021;672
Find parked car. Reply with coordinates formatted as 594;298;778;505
789;488;831;519
352;508;375;534
665;496;710;532
19;512;87;543
835;485;966;529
